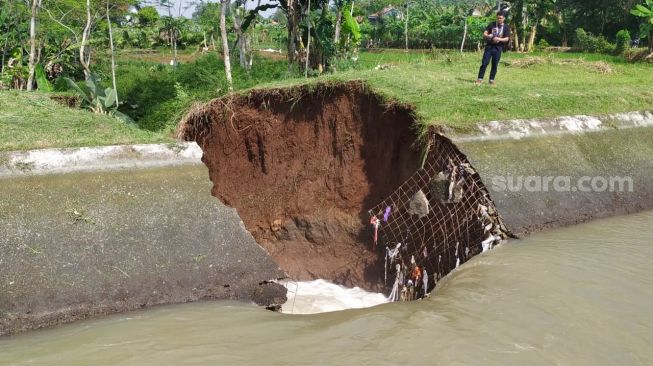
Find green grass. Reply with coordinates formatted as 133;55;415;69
0;91;171;152
2;49;652;151
257;50;653;132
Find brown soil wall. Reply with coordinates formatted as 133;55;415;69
182;82;423;291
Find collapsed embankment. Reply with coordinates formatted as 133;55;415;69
180;81;653;295
0;147;286;336
179;81;509;295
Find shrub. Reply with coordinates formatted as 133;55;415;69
615;29;631;55
575;29;591;51
575;28;615;54
112;53;292;131
596;36;616;54
536;38;550;51
115;61;177;128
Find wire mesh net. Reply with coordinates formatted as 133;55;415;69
368;133;508;301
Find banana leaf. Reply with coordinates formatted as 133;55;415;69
85;73;104;99
104;88;117;108
35;64;52;92
60;77;91;105
342;7;361;44
113;110;135;125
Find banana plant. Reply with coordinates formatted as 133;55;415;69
59;73;133;123
631;0;653;51
342;5;362;45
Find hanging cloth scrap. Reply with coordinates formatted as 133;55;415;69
370;215;380;250
383;206;392;222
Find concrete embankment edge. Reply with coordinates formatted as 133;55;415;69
0;142;205;177
452;111;653;236
0;146;287;336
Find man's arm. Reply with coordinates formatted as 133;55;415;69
494;35;509;43
482;23;494;41
495;28;511;43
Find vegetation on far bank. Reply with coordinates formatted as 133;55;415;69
1;0;653;151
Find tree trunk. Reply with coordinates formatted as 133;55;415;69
512;0;523;52
511;24;520;52
1;36;8;76
37;38;43;64
233;7;249;71
235;28;245;67
334;8;342;45
559;6;568;47
172;31;177;66
237;31;252;71
526;23;537;52
246;35;253;69
286;0;300;69
246;0;261;70
460;19;468;53
166;3;176;67
521;14;528;51
106;1;118;106
220;0;233;91
305;0;311;78
404;4;409;51
80;0;92;79
27;0;41;91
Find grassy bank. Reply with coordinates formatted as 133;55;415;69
0;91;170;151
1;49;651;151
265;50;653;132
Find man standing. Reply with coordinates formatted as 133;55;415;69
475;12;511;86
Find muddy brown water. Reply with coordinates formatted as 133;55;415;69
2;211;652;365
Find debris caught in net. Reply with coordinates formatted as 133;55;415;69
369;132;509;301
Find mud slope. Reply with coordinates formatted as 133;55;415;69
180;82;427;291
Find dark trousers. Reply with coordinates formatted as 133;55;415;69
477;46;502;81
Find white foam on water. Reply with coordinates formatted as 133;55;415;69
279;279;388;314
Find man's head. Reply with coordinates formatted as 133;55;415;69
496;11;506;25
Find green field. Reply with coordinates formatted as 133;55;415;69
1;49;652;151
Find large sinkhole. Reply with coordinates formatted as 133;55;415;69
179;81;509;297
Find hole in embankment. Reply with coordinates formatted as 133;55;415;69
180;81;509;299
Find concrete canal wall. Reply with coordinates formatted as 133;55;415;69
0;143;286;336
